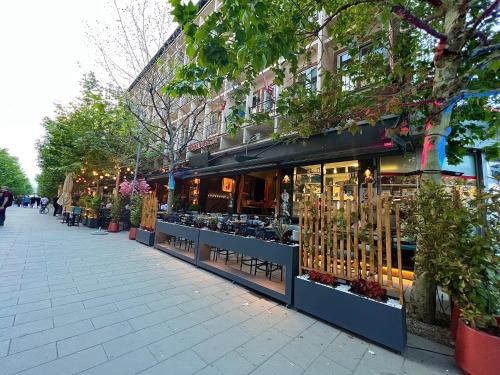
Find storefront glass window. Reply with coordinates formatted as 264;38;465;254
323;160;359;200
292;165;321;217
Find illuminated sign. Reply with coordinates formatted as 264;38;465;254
187;137;218;152
222;178;234;193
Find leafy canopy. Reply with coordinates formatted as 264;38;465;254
37;73;138;197
0;149;32;196
170;0;499;162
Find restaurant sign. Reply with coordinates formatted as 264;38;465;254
187;137;218;152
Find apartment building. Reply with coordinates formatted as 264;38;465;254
137;0;488;217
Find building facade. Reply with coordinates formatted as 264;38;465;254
136;0;488;218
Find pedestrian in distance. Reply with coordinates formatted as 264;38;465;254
53;196;60;216
0;186;14;226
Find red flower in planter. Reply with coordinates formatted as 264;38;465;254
349;278;388;302
308;271;337;286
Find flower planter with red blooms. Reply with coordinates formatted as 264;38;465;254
107;222;119;232
455;319;500;375
294;274;406;352
128;227;137;240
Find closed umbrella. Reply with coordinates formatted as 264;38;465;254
57;172;75;207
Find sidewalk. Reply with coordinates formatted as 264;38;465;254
0;207;460;374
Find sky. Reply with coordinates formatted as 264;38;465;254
0;0;114;190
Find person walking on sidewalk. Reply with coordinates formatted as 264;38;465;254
0;186;14;226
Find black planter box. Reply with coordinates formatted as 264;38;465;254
197;229;299;305
136;228;155;246
294;276;406;352
85;218;99;228
154;221;200;264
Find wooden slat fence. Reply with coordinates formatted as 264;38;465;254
298;185;405;304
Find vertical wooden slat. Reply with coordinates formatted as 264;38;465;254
395;203;404;304
298;201;303;275
339;183;345;278
361;201;367;279
346;199;352;280
304;195;310;270
333;202;338;277
308;193;314;270
376;195;383;284
368;184;375;275
321;192;326;271
314;195;320;271
353;186;359;279
326;189;332;274
384;198;393;287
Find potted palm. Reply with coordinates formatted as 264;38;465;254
404;182;499;375
129;195;143;240
108;195;122;232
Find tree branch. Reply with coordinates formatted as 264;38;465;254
391;5;447;41
471;0;499;32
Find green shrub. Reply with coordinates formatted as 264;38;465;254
130;195;143;228
403;181;499;330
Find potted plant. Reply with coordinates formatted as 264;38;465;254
128;195;143;240
404;182;499;374
108;195;122;232
188;203;200;213
207;217;218;231
78;195;91;225
272;219;292;244
136;193;157;246
86;196;101;228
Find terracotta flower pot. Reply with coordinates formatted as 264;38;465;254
107;222;119;233
128;227;137;240
455;319;500;375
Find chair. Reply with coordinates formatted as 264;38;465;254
68;207;82;226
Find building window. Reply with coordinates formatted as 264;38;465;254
206;112;221;137
250;88;275;114
301;67;318;92
337;44;372;91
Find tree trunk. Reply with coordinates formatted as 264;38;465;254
115;167;121;198
409;1;467;323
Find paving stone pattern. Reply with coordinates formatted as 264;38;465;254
0;207;459;374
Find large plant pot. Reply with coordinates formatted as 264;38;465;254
85;218;99;228
455;319;500;375
294;276;406;352
107;222;119;232
129;227;137;240
136;228;155;246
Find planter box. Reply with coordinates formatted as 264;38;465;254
136;228;155;246
197;229;299;305
294;276;406;352
154;221;200;264
85;218;99;228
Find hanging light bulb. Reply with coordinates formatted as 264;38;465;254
99;175;104;179
105;173;110;177
126;167;131;172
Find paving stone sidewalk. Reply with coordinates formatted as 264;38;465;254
0;207;459;375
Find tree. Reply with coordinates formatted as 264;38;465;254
170;0;499;322
90;0;209;213
0;149;32;196
37;73;138;198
